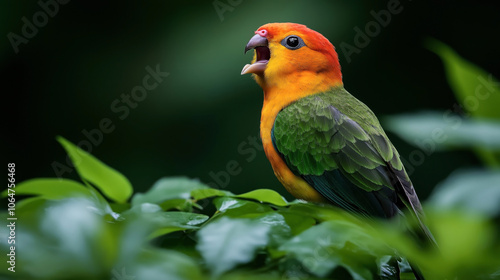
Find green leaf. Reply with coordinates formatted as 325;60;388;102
279;220;389;279
235;189;288;206
427;169;500;217
278;211;317;236
127;248;203;280
159;198;193;211
213;197;274;217
132;177;210;206
426;38;500;119
384;111;500;151
2;178;91;199
425;39;500;166
191;187;232;200
123;203;209;238
420;211;500;279
7;178;116;218
285;201;351;223
57;136;132;203
196;217;271;276
15;196;47;211
11;197;117;278
239;212;293;248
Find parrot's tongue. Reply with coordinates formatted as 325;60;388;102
241;60;268;75
241;46;270;75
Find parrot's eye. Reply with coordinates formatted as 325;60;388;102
281;35;306;50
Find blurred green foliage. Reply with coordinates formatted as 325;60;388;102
385;112;500;151
425;39;500;166
2;135;500;279
425;39;500;120
386;40;500;167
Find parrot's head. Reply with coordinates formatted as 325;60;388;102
242;23;343;93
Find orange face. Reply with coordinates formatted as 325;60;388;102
242;23;342;91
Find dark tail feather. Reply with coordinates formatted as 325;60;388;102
386;165;439;279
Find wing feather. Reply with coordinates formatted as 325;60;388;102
272;89;425;224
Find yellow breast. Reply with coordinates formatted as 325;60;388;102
259;86;327;203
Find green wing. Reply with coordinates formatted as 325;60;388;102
272;87;429;234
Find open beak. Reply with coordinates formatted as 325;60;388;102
241;34;270;75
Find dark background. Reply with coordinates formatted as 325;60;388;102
3;1;499;201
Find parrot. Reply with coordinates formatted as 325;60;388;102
241;22;436;279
